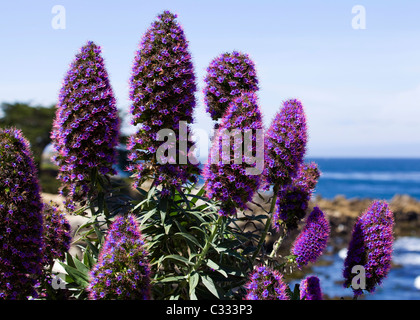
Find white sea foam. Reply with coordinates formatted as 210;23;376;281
392;237;420;266
414;276;420;290
393;237;420;252
338;248;348;260
321;171;420;182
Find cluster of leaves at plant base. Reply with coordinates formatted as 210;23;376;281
133;182;264;300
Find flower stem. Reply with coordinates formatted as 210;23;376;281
251;185;279;262
193;215;223;272
269;232;285;258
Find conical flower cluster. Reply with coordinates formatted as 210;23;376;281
51;41;120;210
244;265;289;300
263;99;307;189
41;201;72;267
0;128;44;299
88;214;151;300
127;10;200;194
300;276;323;300
343;201;394;296
203;51;259;121
273;162;320;230
291;207;330;269
203;92;263;216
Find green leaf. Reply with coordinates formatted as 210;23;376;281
58;261;89;288
189;272;200;298
156;275;187;283
139;208;157;227
206;259;228;278
175;232;203;249
93;223;105;244
84;238;99;258
83;247;96;269
200;275;220;299
65;252;76;269
162;254;194;266
72;255;90;274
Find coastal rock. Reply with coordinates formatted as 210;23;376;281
312;194;420;241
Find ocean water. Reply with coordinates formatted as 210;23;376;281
308;158;420;201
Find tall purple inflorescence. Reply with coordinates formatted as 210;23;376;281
263;99;307;189
203;51;259;122
273;162;320;230
0;128;44;300
51;41;120;210
343;200;394;296
88;214;151;300
41;201;72;267
203;92;263;216
300;276;323;300
291;207;330;269
244;265;289;300
128;10;200;195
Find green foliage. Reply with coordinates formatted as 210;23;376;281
0;102;55;167
135;184;255;300
57;175;272;300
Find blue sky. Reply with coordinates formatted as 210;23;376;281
1;1;420;158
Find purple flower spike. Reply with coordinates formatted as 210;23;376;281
203;92;263;216
41;201;72;267
0;128;44;300
51;41;120;209
291;207;330;269
128;10;200;195
343;201;394;296
263;99;307;189
300;276;323;300
273;162;320;230
244;265;289;300
88;214;151;300
204;51;259;121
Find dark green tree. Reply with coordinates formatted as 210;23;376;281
0;102;55;168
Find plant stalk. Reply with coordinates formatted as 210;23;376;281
193;215;223;272
250;185;279;262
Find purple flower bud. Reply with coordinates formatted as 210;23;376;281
343;201;394;296
41;201;72;267
263;99;307;189
204;51;259;121
88;214;151;300
273;162;321;230
127;11;200;195
0;128;44;299
300;276;323;300
244;265;289;300
291;207;330;268
203;92;263;216
51;41;120;209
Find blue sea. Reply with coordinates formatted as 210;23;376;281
303;158;420;300
308;158;420;201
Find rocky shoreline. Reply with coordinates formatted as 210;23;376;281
314;194;420;241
